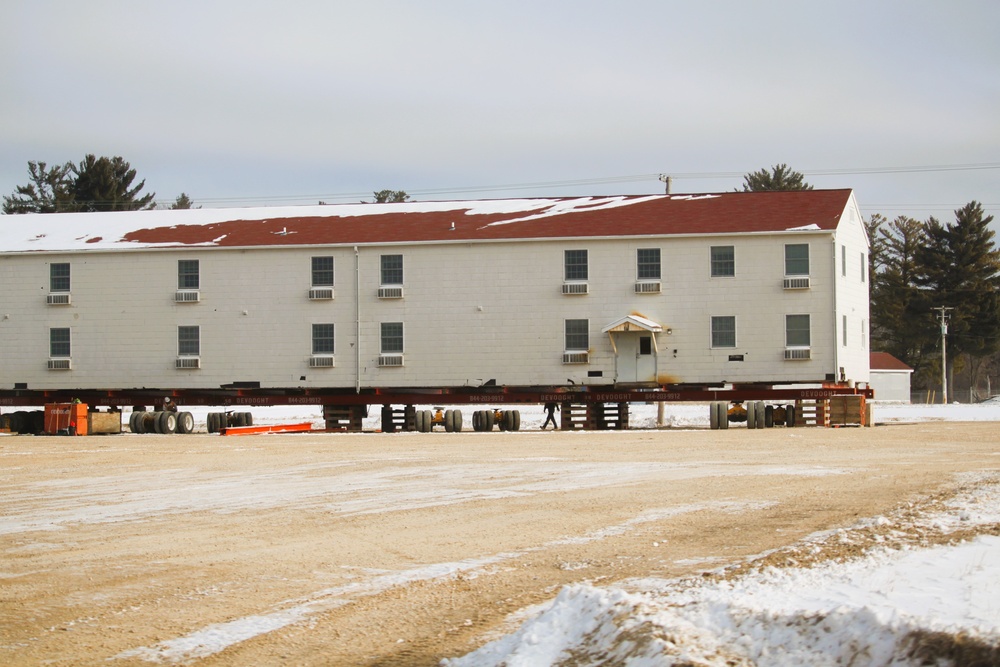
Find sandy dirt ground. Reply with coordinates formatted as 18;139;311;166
2;421;999;666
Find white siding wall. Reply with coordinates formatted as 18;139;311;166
832;193;872;385
0;220;867;390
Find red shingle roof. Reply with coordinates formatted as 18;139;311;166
1;189;854;253
870;352;913;371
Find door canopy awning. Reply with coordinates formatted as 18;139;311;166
602;315;663;334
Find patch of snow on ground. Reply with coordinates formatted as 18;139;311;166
443;477;1000;667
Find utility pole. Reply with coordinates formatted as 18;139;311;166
933;307;953;403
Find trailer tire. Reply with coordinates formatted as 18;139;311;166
443;410;454;432
452;409;463;432
158;411;177;434
746;402;757;429
755;401;766;429
176;411;194;434
485;410;495;431
719;402;729;429
242;412;253;427
422;410;433;432
764;404;774;428
129;411;141;433
786;405;796;428
510;410;520;431
472;410;481;431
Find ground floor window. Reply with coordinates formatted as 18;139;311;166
312;323;335;354
381;322;404;353
50;327;71;357
178;326;200;356
565;319;589;351
786;314;811;347
711;316;736;348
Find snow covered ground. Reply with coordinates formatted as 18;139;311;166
435;401;1000;667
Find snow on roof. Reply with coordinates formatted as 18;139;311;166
0;189;853;254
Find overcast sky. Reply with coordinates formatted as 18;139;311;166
2;1;998;222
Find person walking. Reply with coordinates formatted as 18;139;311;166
541;402;559;430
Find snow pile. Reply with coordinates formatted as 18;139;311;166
444;480;1000;667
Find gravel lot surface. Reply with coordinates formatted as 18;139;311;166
2;421;998;666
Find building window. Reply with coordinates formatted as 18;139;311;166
312;257;334;287
861;253;867;283
312;323;335;354
178;326;200;356
786;314;811;347
565;319;589;351
50;327;71;357
380;254;403;285
784;244;809;276
711;246;735;277
636;248;660;280
841;245;847;277
381;322;404;353
861;319;867;348
711;316;736;348
50;263;70;292
564;250;588;281
178;260;200;290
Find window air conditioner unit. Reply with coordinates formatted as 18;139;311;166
634;281;661;294
562;352;589;364
783;277;810;290
175;290;201;303
176;357;201;369
377;286;404;299
308;287;334;300
47;358;72;370
784;348;811;360
309;355;335;368
46;293;72;305
378;354;404;367
562;283;589;295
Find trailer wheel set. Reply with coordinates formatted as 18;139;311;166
709;401;797;430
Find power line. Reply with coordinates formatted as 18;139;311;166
153;162;1000;208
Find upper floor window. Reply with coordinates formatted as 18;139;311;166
312;323;335;354
50;263;70;292
381;322;404;353
636;248;660;280
841;245;847;277
786;314;811;347
711;246;735;277
784;244;809;276
861;253;867;283
178;326;200;356
564;250;588;281
178;260;200;290
711;316;736;348
565;319;589;351
50;327;71;357
380;255;403;285
312;257;334;287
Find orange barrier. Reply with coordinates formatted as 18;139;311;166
219;422;315;436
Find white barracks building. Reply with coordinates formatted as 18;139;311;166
0;190;870;394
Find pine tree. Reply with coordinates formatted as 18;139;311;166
740;164;813;192
871;216;933;377
170;193;197;209
2;161;75;213
913;202;1000;391
373;189;409;203
71;155;155;212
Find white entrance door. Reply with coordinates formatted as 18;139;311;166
617;333;656;383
